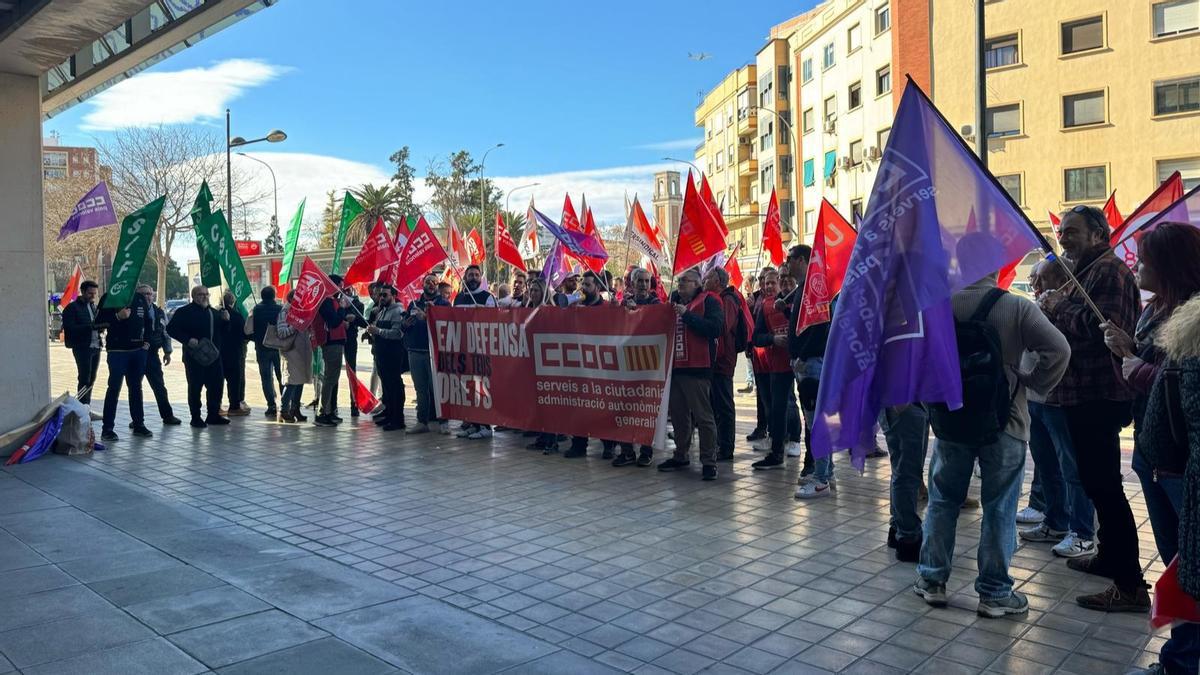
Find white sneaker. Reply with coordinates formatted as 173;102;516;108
455;425;477;438
405;423;430;435
1015;507;1044;524
785;441;803;457
1052;533;1096;558
795;481;833;499
468;427;493;439
1018;523;1067;543
750;437;771;452
438;422;451;435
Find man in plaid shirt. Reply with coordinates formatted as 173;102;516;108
1039;205;1147;613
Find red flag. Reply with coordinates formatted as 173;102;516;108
762;188;785;267
345;364;381;414
396;276;422;308
343;217;400;285
494;212;527;272
447;216;470;268
442;266;461;296
699;173;729;236
59;263;82;309
796;199;856;333
647;260;669;303
465;227;486;265
518;197;539;259
1102;192;1122;231
394;215;450;292
561;194;581;233
997;258;1021;290
286;257;339;331
724;242;744;290
672;171;728;275
1048;211;1061;236
1112;172;1185;269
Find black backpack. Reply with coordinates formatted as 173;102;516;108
928;288;1014;445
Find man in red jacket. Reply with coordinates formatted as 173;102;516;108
704;267;750;462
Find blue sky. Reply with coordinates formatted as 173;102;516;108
47;0;815;234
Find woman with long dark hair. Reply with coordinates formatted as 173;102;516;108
1105;222;1200;675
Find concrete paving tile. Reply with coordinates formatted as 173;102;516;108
215;637;400;675
87;565;224;607
501;649;624;674
125;584;270;634
0;605;155;667
218;554;409;620
20;638;206;675
91;500;230;540
0;507;152;564
0;530;47;572
168;610;327;669
314;595;557;674
0;585;112;632
0;564;76;599
152;525;307;575
56;548;180;583
0;479;67;514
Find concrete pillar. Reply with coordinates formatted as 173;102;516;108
0;73;49;433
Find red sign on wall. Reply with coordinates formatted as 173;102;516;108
235;240;262;256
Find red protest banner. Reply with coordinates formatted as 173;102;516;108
428;305;676;446
286;257;338;330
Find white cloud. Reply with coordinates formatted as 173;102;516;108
492;162;679;227
632;137;704;152
232;151;392;229
81;59;289;131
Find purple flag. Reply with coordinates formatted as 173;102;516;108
533;208;609;262
57;182;117;241
811;80;1046;470
1140;185;1200;231
543;240;571;289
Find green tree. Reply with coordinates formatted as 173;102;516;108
388;146;418;218
138;256;189;299
348;183;405;245
426;150;503;276
318;190;340;249
263;215;283;253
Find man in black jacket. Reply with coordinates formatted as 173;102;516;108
250;287;283;417
339;281;368;417
135;284;180;426
166;286;229;428
366;284;406;431
565;272;607;458
403;273;450;434
315;275;351;427
96;288;154;442
453;265;496;439
62;280;102;405
610;267;660;467
220;289;250;416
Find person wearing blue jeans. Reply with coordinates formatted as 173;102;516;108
882;405;929;561
1019;401;1096;558
794;357;833;498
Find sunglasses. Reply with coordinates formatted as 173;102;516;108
1068;205;1108;234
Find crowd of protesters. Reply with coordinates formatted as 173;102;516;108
58;211;1200;674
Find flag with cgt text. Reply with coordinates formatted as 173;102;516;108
103;196;166;308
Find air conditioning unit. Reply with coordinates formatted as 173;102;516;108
824;119;837;134
824;176;836;187
960;124;975;142
739;137;751;146
867;146;881;160
840;157;853;170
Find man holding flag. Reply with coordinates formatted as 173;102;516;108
167;286;230;428
365;283;406;432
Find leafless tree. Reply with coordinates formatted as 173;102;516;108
98;125;267;294
43;174;120;291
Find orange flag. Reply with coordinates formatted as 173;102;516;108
672;170;728;275
796;199;856;333
59;263;83;309
762;188;785;267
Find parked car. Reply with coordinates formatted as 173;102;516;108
164;299;188;321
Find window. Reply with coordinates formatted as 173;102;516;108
760;120;774;151
759;72;773;108
1153;0;1199;38
760;163;775;190
803;108;815;133
849;139;863;166
1155;76;1200;115
877;127;891;150
848;81;862;110
1061;16;1104;54
850;199;864;223
822;42;835;69
780;155;794;183
777;66;791;99
802;58;813;83
737;89;752;120
1064;166;1107;202
1158;157;1200;190
715;152;724;170
997;174;1023;205
986;103;1021;137
875;3;891;34
726;103;734;127
876;65;891;95
847;24;862;53
823;150;837;179
803;158;816;186
1063;90;1106;127
728;145;735;165
824;95;837;124
804;209;816;235
985;34;1020;68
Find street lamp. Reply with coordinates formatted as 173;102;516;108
237;152;278;239
233;196;250;238
479;143;504;275
663;156;703;177
504;182;540;216
226;108;286;229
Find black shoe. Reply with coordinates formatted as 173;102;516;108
612;452;637;467
131;426;153;438
331;415;343;424
522;431;539;437
205;416;231;426
716;450;734;462
737;385;754;394
702;465;718;481
374;416;388;426
313;415;336;427
293;410;308;422
190;419;207;429
746;429;766;442
542;443;559;455
895;536;922;563
279;411;296;423
1067;555;1116;579
100;429;118;442
350;408;360;418
264;408;277;418
887;525;898;549
657;457;690;471
382;422;405;432
162;416;182;426
601;448;614;460
563;447;587;458
752;454;785;470
526;441;547;450
636;450;653;467
800;463;815;478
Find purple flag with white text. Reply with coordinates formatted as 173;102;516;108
57;182;117;240
811;79;1047;470
533;208;609;262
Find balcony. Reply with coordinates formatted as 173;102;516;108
737;107;757;137
738;156;758;177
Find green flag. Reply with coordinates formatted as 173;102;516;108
331;191;364;275
278;198;306;285
201;210;253;309
104;196;166;309
405;214;417;231
190;181;221;287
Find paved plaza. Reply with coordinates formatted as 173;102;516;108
0;346;1170;673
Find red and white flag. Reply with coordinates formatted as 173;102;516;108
343;217;399;285
577;196;607;273
1111;172;1185;269
762;188;785;267
699;173;729;237
465;227;486;266
1102;192;1123;232
59;263;83;309
796;200;856;333
393;215;450;292
672;171;727;275
625;196;666;267
518;196;539;259
286;257;339;331
561;194;581;233
494;212;527;272
1048;211;1062;236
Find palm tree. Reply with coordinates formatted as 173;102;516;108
348;183;404;245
